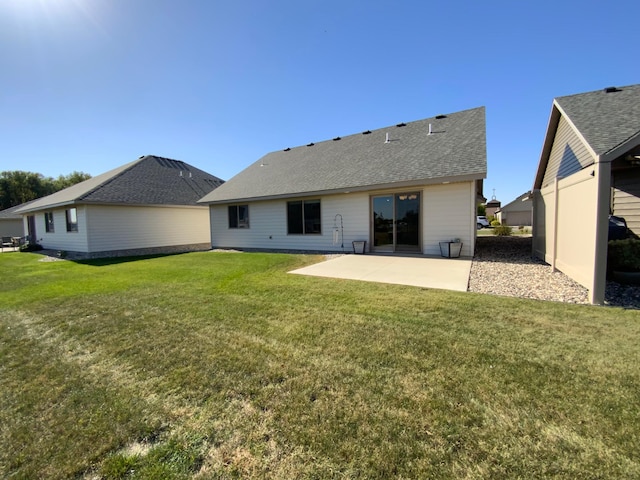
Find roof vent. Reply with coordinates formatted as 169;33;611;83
307;142;315;147
435;114;447;119
333;136;341;141
385;132;390;144
396;122;406;127
362;130;371;135
284;147;291;152
604;86;620;93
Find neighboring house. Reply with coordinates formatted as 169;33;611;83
15;155;224;259
532;84;640;304
199;107;487;257
0;203;28;238
496;192;532;226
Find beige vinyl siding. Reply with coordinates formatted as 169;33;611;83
612;169;640;236
0;219;24;237
542;116;595;188
423;182;476;257
35;207;90;252
210;182;478;256
210;193;370;252
499;210;532;226
86;205;210;252
534;168;600;290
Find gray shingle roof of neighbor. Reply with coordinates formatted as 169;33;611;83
555;83;640;157
534;83;640;190
16;155;224;214
198;106;487;204
0;201;37;219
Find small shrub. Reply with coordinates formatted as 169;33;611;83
490;220;501;227
493;225;512;236
608;239;640;272
19;243;43;252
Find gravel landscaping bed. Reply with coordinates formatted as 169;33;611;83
469;235;640;309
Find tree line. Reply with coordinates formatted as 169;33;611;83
0;171;92;211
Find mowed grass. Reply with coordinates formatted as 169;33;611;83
1;251;639;479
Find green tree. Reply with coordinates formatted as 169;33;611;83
53;171;92;190
0;170;91;210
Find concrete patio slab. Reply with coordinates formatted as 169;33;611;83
290;254;472;292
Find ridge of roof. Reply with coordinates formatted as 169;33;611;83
16;155;224;213
199;106;487;204
14;159;143;213
554;83;640;156
76;156;146;201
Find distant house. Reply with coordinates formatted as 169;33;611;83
532;84;640;304
0;204;27;238
496;192;532;226
15;155;224;259
199;107;487;257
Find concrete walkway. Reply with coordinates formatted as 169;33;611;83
290;254;472;292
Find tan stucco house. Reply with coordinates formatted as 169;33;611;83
15;155;224;259
199;107;487;257
532;84;640;304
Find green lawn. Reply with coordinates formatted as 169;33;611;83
1;251;639;479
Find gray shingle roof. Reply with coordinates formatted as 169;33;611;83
556;84;640;157
0;201;36;219
199;107;486;204
16;156;224;214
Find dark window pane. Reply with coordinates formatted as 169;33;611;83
45;212;54;232
228;205;238;228
238;205;249;228
66;208;78;232
304;200;321;234
287;201;303;234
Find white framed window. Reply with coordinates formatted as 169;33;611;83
66;208;78;232
45;212;55;232
287;199;321;234
228;205;249;229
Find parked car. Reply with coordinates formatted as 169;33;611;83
477;216;491;229
609;215;629;240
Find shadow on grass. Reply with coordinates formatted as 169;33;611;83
76;252;188;267
32;249;189;266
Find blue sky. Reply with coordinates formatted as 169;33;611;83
1;0;639;205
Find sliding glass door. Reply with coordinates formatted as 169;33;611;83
371;192;420;252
